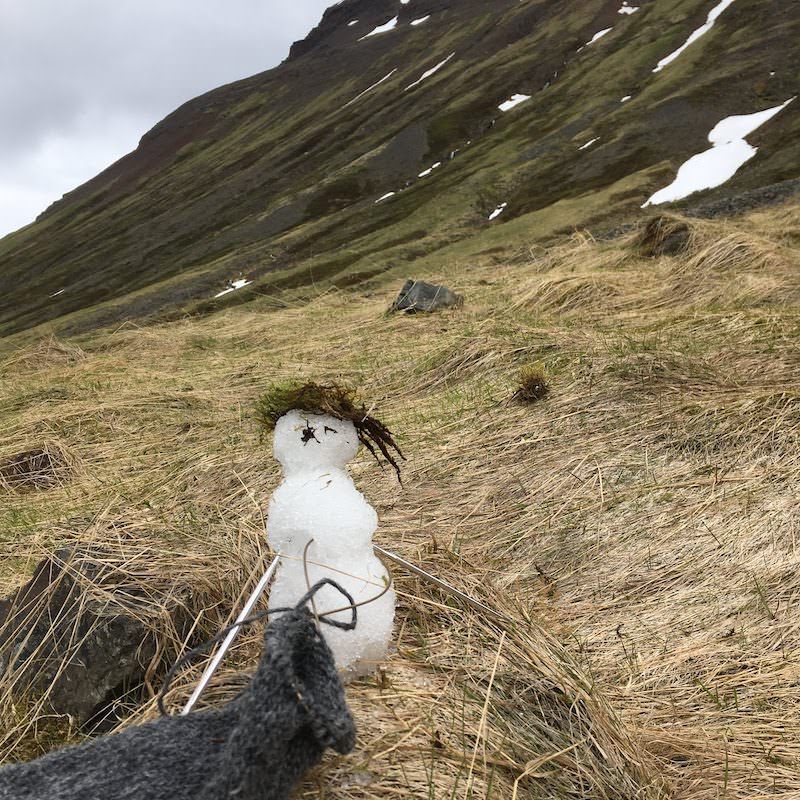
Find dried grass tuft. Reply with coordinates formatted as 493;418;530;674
1;336;85;373
513;365;550;403
525;274;626;313
661;228;795;308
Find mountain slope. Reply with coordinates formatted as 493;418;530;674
0;0;798;338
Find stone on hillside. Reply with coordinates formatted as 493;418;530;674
0;548;179;729
638;216;692;257
390;279;463;313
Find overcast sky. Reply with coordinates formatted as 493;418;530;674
0;1;334;238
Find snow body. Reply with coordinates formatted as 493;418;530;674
267;409;395;677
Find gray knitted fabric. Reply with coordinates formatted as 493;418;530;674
0;605;356;800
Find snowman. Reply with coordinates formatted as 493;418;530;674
267;409;396;677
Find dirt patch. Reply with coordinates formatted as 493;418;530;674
0;446;71;492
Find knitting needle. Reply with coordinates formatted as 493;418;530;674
181;555;281;715
181;546;512;712
373;545;515;624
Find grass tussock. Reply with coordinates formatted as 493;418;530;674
1;201;799;798
512;365;549;403
662;228;793;308
0;523;255;750
512;211;799;317
524;274;627;314
0;336;85;374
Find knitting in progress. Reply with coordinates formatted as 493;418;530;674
0;581;357;800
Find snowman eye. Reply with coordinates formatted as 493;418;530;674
300;421;319;445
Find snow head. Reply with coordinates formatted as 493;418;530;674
267;409;396;677
273;409;359;475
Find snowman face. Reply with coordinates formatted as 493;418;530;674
273;409;360;474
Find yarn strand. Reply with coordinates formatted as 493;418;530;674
158;578;356;716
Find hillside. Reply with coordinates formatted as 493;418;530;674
0;0;798;339
1;200;799;798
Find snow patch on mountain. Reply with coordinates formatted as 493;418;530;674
643;97;795;206
405;53;456;90
418;162;442;178
587;28;613;45
653;0;737;73
215;278;252;298
344;69;398;107
359;16;398;40
488;202;508;220
499;94;531;112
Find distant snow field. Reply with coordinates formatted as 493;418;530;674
405;52;456;90
498;93;531;112
578;137;599;150
50;288;66;298
347;20;358;27
488;202;508;220
214;278;252;298
375;192;396;204
643;97;795;207
621;95;632;102
618;3;639;14
653;0;737;73
411;16;430;26
359;16;398;40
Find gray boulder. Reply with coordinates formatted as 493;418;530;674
390;279;463;313
0;548;181;729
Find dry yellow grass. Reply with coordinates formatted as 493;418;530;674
1;201;799;798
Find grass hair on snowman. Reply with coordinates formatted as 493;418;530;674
255;381;404;480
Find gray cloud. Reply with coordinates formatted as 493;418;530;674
0;0;333;236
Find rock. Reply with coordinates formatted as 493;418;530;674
637;216;692;257
686;177;800;220
390;280;463;313
0;548;179;729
